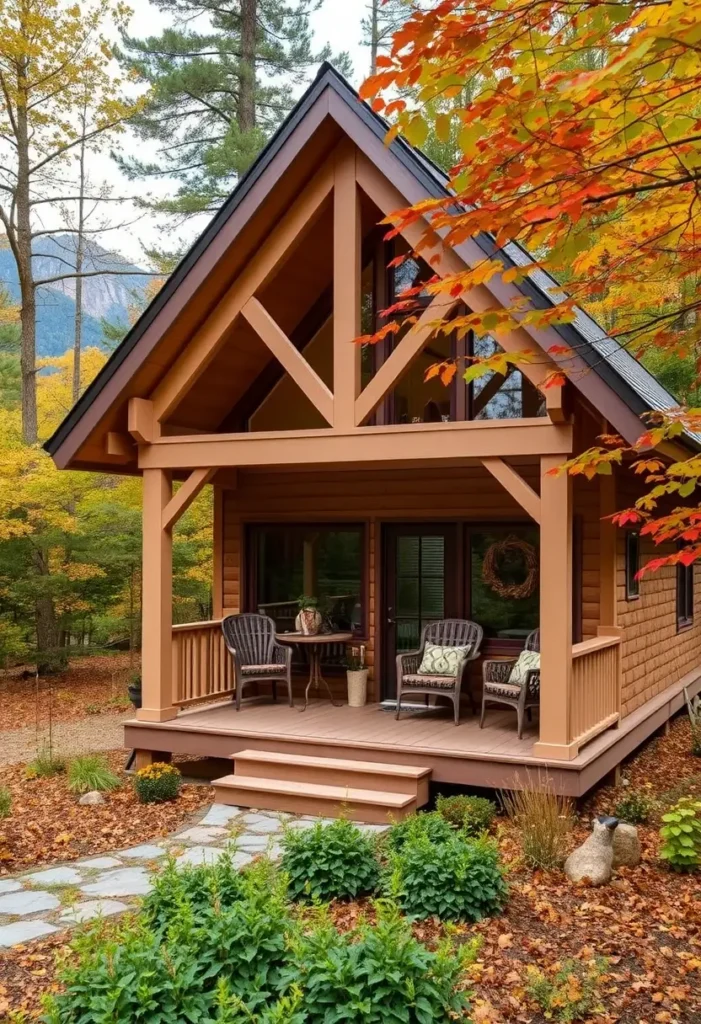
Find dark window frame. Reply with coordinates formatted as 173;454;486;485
625;530;641;600
677;549;694;631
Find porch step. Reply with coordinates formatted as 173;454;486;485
212;773;417;824
232;749;430;805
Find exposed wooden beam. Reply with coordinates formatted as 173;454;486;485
162;467;216;532
150;161;335;425
333;144;361;429
241;297;334;425
354;293;458;426
106;431;134;461
128;398;158;445
138;419;573;471
481;457;541;523
546;385;566;423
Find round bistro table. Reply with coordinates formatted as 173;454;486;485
275;632;353;711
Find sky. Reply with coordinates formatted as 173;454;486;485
100;0;372;264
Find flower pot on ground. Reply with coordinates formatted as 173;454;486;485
295;595;322;636
347;669;368;707
128;675;142;709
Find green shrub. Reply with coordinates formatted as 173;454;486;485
0;785;11;818
659;797;701;871
526;957;608;1022
142;850;247;936
436;793;497;834
387;832;508;922
614;788;656;824
133;761;181;803
281;818;380;901
691;724;701;757
67;754;120;795
25;748;66;780
502;782;573;869
385;811;454;853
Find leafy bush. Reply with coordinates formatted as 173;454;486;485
691;724;701;757
614;788;656;824
25;748;66;780
67;754;120;795
142;850;246;936
659;797;701;871
0;785;11;818
435;793;497;834
281;818;380;901
502;782;573;869
385;811;454;853
526;957;608;1022
133;761;181;803
387;832;508;922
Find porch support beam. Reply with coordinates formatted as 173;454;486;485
241;297;334;425
138;419;573;471
354;293;458;426
150;162;334;425
481;457;541;523
106;431;133;461
138;468;177;723
128;398;158;445
162;467;215;532
333;145;361;429
598;470;621;644
533;455;576;760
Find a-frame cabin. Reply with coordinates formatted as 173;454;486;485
46;65;701;809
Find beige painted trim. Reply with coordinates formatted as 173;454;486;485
333;144;361;429
572;635;621;658
162;467;215;532
354;293;458;426
150;162;335;425
241;296;334;425
128;398;158;445
480;457;541;523
138;419;573;471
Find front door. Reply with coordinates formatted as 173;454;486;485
381;524;458;699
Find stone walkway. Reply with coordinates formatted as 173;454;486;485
0;805;387;948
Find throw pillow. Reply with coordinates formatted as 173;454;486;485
418;642;471;677
508;650;541;687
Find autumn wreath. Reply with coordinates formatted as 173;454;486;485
482;535;538;599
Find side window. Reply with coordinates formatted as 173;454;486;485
677;555;694;630
625;531;640;600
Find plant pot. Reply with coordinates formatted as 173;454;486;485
347;669;368;707
128;681;142;710
295;607;322;636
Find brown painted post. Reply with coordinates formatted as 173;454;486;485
137;468;177;723
533;454;576;760
333;145;361;429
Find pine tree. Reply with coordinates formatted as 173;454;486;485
118;0;353;216
360;0;410;74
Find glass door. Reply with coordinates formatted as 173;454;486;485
382;524;458;699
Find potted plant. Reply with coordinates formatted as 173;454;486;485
128;673;142;710
295;595;322;636
344;645;368;707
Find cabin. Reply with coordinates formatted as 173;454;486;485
46;65;701;817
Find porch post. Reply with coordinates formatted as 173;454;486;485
333;144;361;429
137;467;177;723
533;455;576;759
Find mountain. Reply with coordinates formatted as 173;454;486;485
0;235;151;357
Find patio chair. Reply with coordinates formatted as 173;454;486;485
480;629;540;739
221;613;293;711
395;619;483;726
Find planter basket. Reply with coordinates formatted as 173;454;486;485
347;669;368;707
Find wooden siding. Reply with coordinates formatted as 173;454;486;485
575;476;601;640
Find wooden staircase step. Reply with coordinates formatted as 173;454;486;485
233;749;430;804
212;773;417;824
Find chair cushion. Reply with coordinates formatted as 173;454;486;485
484;681;523;699
402;673;457;690
417;642;471;677
508;650;540;686
240;663;286;675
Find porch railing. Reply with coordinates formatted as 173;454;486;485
570;635;621;748
172;619;234;707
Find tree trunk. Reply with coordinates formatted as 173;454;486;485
32;548;63;675
239;0;257;132
370;0;379;74
72;102;88;405
15;59;37;444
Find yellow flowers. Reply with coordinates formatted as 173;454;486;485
136;762;180;781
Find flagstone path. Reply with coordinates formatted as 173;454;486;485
0;804;387;948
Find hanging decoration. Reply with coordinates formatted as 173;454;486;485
482;535;538;599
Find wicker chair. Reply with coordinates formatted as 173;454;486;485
480;629;540;739
395;619;483;726
221;613;293;711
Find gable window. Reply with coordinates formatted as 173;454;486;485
677;552;694;630
625;531;640;600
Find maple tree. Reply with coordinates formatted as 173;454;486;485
360;0;701;570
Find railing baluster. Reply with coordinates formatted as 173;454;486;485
570;635;621;748
170;620;234;708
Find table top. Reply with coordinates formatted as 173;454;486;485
276;631;354;645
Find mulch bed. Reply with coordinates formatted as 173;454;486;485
0;654;138;732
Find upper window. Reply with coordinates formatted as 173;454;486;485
471;336;546;420
625;531;640;599
677;554;694;630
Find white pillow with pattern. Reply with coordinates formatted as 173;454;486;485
508;650;540;687
417;642;471;677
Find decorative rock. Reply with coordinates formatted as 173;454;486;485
0;890;61;916
80;867;153;898
120;844;167;860
0;880;22;895
0;920;59;947
612;822;641;868
175;845;226;867
60;899;128;924
27;867;83;887
79;856;123;869
200;805;241;827
176;826;229;844
79;791;106;806
564;817;619;886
